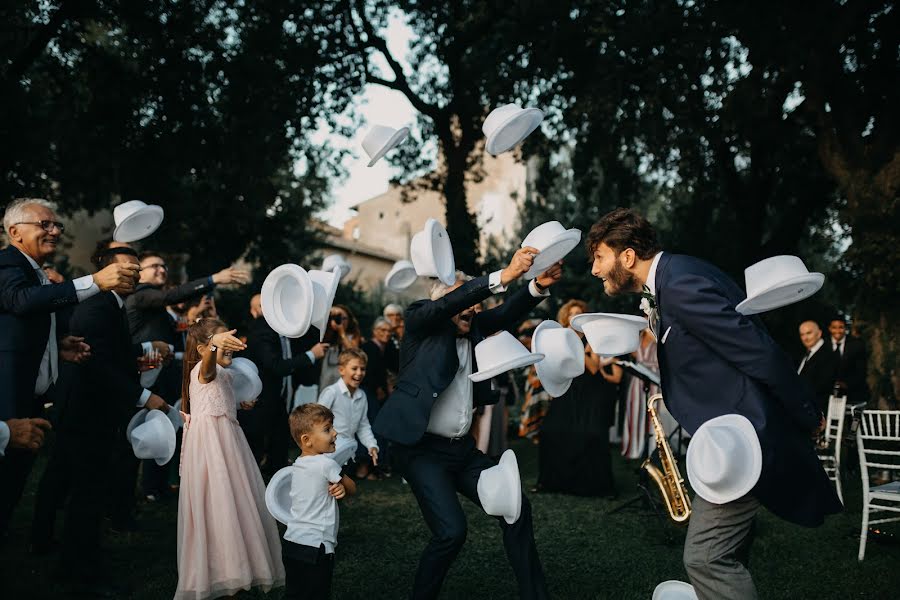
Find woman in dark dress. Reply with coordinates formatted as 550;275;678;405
535;299;623;496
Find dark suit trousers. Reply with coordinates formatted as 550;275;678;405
393;434;548;600
283;541;334;600
31;435;71;546
0;393;47;538
108;417;139;525
262;393;291;478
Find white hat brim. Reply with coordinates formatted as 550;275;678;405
113;205;164;243
126;409;149;444
532;320;584;397
265;466;294;525
485;108;543;155
166;405;184;430
500;450;522;524
469;352;544;383
523;229;582;279
309;270;340;342
422;219;456;286
385;263;418;291
132;410;176;466
229;358;263;403
735;273;825;315
570;312;648;333
652;580;698;600
261;264;314;338
686;414;762;504
367;127;410;167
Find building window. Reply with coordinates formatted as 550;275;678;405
379;211;384;219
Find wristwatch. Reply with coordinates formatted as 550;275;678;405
533;279;547;292
209;344;218;353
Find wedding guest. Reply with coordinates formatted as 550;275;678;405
358;318;394;478
0;198;136;538
516;320;547;443
382;303;403;381
175;318;284;599
797;320;839;413
318;305;361;391
828;316;869;405
622;328;661;459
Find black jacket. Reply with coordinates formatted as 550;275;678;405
374;276;544;446
125;278;214;345
832;335;868;404
798;344;839;414
245;317;319;409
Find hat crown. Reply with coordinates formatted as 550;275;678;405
521;221;567;249
474;331;531;370
743;255;811;298
482;104;523;136
476;450;521;524
308;269;339;341
362;125;399;159
691;427;741;486
385;260;417;291
131;411;173;459
578;314;646;357
113;200;148;224
410;218;456;286
686;414;762;504
536;327;583;377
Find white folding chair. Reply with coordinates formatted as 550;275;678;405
818;395;847;504
856;410;900;560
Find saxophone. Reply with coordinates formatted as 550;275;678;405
642;393;692;523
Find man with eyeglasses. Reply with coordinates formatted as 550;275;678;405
0;198;140;540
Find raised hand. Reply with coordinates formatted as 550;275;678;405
92;262;140;293
212;267;251;286
210;329;246;352
500;246;540;286
535;261;563;289
59;335;91;363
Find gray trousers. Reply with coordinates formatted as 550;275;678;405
683;494;760;600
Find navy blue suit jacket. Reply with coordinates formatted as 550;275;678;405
374;276;544;446
654;253;842;526
0;246;79;419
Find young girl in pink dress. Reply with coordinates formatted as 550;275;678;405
175;318;285;599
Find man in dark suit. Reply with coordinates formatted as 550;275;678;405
245;293;326;477
374;247;559;600
797;320;839;413
0;198;137;539
828;317;869;405
587;208;841;599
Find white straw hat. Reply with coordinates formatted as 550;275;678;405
482;104;543;155
362;124;410;167
477;449;522;524
261;264;314;338
410;218;456;286
321;254;352;281
736;255;824;315
113;200;164;243
470;331;544;383
229;357;262;404
384;260;418;291
309;269;340;342
532;320;585;397
520;221;582;279
570;313;647;357
652;580;699;600
130;409;176;466
265;466;294;525
686;414;762;504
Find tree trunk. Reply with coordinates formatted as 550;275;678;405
442;145;480;274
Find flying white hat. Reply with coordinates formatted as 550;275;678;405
477;449;523;524
532;320;585;397
652;580;699;600
736;255;824;315
265;466;294;525
570;313;647;357
113;200;164;243
362;124;410;167
520;221;582;279
470;331;544;383
261;264;314;338
410;218;456;286
384;260;418;292
229;357;262;404
129;409;176;466
321;254;352;281
482;104;544;156
309;269;340;342
686;414;762;505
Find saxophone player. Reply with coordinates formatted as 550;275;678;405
586;208;841;600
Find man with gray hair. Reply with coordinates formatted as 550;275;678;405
0;198;138;538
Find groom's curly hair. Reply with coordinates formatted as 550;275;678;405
586;207;661;259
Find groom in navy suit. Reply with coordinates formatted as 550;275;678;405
587;208;841;599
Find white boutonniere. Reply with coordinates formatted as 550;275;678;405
640;285;657;316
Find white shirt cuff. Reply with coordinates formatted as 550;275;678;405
528;280;550;298
141;341;152;354
488;270;507;294
174;352;184;360
137;388;152;407
74;275;100;302
168;344;175;354
0;421;9;457
306;350;316;363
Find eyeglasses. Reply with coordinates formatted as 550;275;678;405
15;220;65;233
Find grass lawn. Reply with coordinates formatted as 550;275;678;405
2;437;898;599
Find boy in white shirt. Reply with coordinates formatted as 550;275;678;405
284;403;357;600
316;348;379;469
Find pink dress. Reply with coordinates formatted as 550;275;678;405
175;364;285;600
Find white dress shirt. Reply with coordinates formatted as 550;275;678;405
644;252;664;297
317;378;378;451
831;336;845;357
284;454;343;553
798;338;825;374
425;270;549;439
111;292;152;407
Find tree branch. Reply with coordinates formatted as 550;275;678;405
1;1;79;92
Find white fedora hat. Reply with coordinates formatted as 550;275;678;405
652;580;698;600
470;331;544;383
321;254;352;281
166;400;184;430
477;449;522;524
532;320;585;397
261;264;314;338
482;104;543;156
265;466;294;525
229;357;262;404
736;255;824;315
113;200;164;243
410;218;456;286
362;124;410;167
384;260;418;292
686;414;762;505
520;221;582;279
570;313;647;357
309;269;340;342
130;409;176;466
